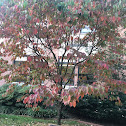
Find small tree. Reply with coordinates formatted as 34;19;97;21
0;0;126;125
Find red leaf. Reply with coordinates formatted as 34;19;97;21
118;17;121;22
100;16;104;21
34;29;38;34
124;91;126;94
27;56;32;62
93;1;96;8
71;36;73;41
73;100;76;108
37;18;40;23
69;102;73;107
14;5;18;9
23;29;25;34
30;10;33;16
8;74;11;80
105;87;108;93
103;63;109;70
66;46;70;50
26;30;29;34
23;97;29;104
112;16;116;23
55;78;59;83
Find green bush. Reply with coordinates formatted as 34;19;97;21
0;84;29;107
0;84;59;118
26;108;57;118
65;93;126;124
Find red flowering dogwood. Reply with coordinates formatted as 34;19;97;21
0;0;126;125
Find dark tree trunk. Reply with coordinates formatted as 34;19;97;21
57;101;63;125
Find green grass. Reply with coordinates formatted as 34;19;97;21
0;114;90;126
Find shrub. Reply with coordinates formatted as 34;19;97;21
26;107;57;118
0;84;59;118
65;93;126;124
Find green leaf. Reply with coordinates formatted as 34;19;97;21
23;1;28;8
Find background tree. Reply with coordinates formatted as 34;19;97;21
0;0;126;125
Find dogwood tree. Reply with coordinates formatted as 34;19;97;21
0;0;126;124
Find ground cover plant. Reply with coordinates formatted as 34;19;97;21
0;0;126;125
0;114;89;126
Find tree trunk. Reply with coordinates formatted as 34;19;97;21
57;102;62;125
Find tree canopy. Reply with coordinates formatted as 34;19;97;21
0;0;126;125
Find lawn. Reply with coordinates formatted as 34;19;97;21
0;114;90;126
